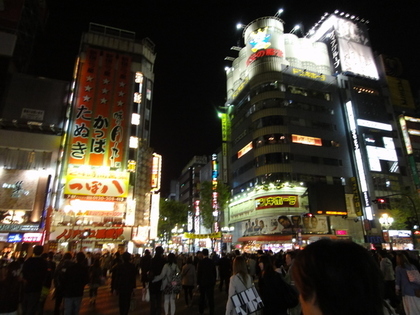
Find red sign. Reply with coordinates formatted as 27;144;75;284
56;228;124;241
246;48;284;66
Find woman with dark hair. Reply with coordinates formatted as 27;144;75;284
395;252;420;314
181;256;196;307
258;255;295;315
152;253;180;315
225;255;253;315
292;239;387;315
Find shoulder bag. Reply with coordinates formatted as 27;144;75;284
231;274;264;315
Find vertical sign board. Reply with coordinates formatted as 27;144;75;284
67;48;131;169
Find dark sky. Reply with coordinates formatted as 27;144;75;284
32;0;420;196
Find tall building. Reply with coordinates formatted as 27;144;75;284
223;12;410;251
48;23;158;253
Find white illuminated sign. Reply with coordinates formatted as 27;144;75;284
400;116;413;155
23;233;43;242
357;119;392;131
366;137;398;172
131;113;140;125
345;101;373;220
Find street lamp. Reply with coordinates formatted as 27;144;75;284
379;213;394;230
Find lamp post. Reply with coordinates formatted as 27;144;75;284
379;213;394;250
374;193;419;249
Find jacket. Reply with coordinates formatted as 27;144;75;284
153;262;180;291
225;273;253;315
181;263;196;286
197;257;216;287
62;262;89;297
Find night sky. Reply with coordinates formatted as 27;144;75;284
31;0;420;196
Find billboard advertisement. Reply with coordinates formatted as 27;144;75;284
67;48;131;169
309;15;379;79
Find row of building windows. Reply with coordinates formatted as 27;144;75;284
232;153;342;178
246;99;334;118
249;81;331;102
232;172;343;195
249;115;336;132
232;81;333;129
232;133;340;162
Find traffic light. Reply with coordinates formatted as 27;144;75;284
372;197;390;204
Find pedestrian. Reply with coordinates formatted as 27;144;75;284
62;252;89;315
0;261;23;315
39;251;57;315
22;245;48;315
148;246;166;315
115;252;137;315
218;252;232;293
292;239;389;315
378;250;399;308
395;252;420;315
258;254;293;315
140;249;152;288
225;255;253;315
88;259;102;304
197;248;217;315
246;253;257;280
110;252;122;294
53;252;73;315
283;250;301;315
181;256;196;307
152;253;180;315
100;250;112;278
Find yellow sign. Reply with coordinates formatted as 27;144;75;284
292;68;326;81
386;76;415;109
183;232;222;239
64;167;129;198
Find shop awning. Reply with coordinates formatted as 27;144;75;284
237;234;339;243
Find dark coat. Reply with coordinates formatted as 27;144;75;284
148;255;166;294
197;257;216;287
62;262;89;297
115;261;137;292
258;272;289;315
22;256;48;293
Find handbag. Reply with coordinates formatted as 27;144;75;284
406;268;420;284
231;275;264;315
142;283;150;302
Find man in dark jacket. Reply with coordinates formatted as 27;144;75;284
148;246;166;315
22;245;48;315
218;252;232;293
139;249;151;287
197;248;217;315
115;252;137;315
62;252;89;315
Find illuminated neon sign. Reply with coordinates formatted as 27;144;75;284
292;68;326;81
238;142;253;158
247;48;283;66
292;134;322;146
256;195;299;210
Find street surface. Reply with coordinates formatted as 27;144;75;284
43;276;229;314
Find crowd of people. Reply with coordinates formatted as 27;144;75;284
1;241;420;315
